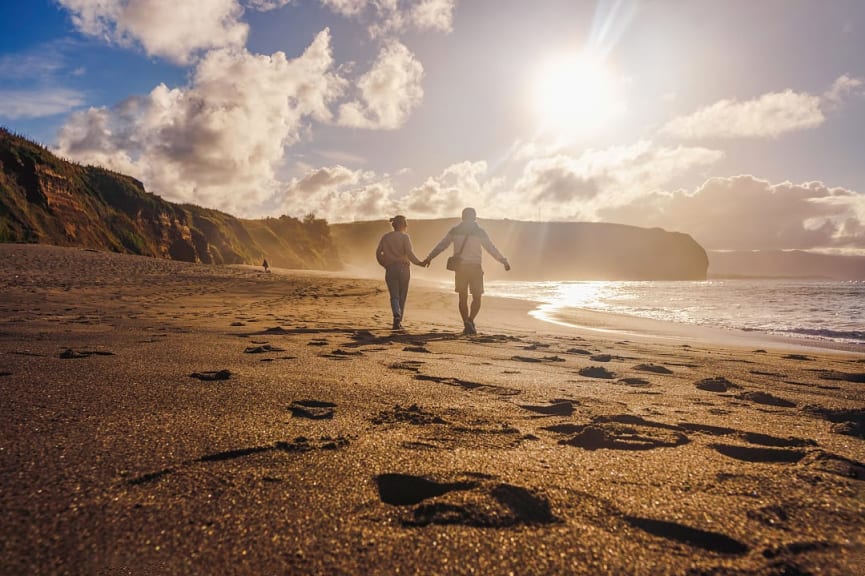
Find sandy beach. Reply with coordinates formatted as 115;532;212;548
1;244;864;575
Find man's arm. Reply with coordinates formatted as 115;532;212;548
425;231;454;263
480;230;510;270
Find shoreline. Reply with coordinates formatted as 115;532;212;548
260;266;864;355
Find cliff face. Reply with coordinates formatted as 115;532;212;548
0;128;339;269
332;218;709;281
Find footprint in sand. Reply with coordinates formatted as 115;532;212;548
621;515;749;556
818;370;865;383
578;366;616;379
519;399;577;417
59;348;115;359
544;415;689;451
244;344;286;354
289;399;336;419
414;374;521;396
802;406;865;439
189;369;231;381
126;436;349;486
321;348;363;360
617;377;651;388
736;391;796;408
372;404;523;450
634;363;673;375
565;348;592;356
375;473;478;506
403;346;431;353
679;422;816;449
797;450;865;481
374;473;558;527
709;444;807;463
372;404;447;425
388;360;425;372
510;355;566;363
695;376;741;392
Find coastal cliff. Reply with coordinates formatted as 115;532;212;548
332;219;709;281
0;128;338;269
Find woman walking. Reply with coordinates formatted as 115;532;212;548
376;215;426;330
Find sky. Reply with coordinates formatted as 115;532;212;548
1;0;864;254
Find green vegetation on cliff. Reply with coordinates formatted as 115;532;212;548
0;128;339;269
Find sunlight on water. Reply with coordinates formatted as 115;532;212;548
483;279;865;345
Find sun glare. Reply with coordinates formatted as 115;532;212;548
532;51;624;138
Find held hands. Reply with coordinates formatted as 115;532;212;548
419;258;431;268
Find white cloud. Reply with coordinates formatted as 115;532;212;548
409;0;455;33
0;51;65;79
662;75;865;140
337;40;424;129
55;30;346;215
402;161;499;216
511;141;724;219
57;0;248;64
823;74;865;106
319;0;454;36
319;0;367;17
600;175;865;251
279;165;397;221
661;90;824;140
0;89;86;119
244;0;294;10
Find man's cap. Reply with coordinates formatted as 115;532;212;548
461;207;477;221
390;215;407;225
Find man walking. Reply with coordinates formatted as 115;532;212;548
423;207;510;335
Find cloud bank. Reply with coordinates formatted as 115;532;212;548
662;90;824;139
56;30;345;213
58;0;248;64
337;40;424;129
662;75;864;140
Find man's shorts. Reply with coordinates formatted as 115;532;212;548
455;263;484;295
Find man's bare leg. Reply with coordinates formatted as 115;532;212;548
458;292;469;322
469;295;481;323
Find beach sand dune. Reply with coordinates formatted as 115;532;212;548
1;245;864;575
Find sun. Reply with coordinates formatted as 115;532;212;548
531;51;624;138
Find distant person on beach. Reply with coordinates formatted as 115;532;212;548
422;207;510;335
376;215;426;330
262;258;270;273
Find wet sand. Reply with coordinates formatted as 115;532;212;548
1;244;864;575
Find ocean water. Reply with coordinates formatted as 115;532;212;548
483;279;865;347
